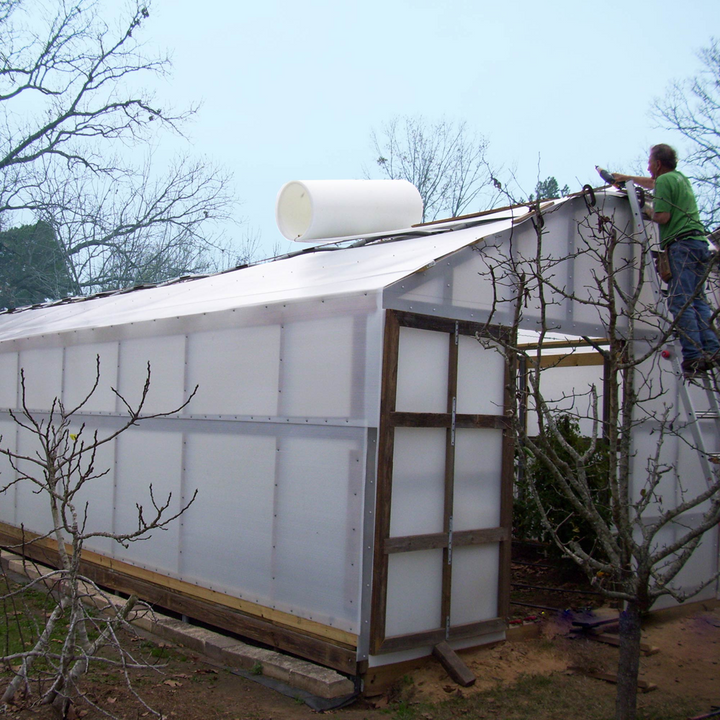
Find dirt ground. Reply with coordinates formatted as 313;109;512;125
4;603;719;720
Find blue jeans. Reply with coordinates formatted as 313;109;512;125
667;238;720;361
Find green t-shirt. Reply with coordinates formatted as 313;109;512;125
653;170;705;248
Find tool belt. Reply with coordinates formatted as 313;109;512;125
653;249;672;283
666;229;707;246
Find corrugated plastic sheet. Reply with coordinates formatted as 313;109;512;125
0;216;519;342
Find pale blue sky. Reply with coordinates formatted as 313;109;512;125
148;0;719;258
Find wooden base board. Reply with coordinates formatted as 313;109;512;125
0;522;358;675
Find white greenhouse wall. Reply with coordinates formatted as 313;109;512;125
0;293;385;636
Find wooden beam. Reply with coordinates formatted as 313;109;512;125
569;667;657;693
390;412;509;429
392;310;511;343
0;524;357;674
433;641;476;687
448;617;506;641
537;353;604;369
518;338;609;351
370;309;400;655
441;327;459;630
377;617;505;654
498;349;515;621
0;522;354;647
454;527;509;546
383;527;508;554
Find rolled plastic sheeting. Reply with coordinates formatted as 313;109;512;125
275;179;423;242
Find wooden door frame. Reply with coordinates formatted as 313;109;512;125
369;309;514;655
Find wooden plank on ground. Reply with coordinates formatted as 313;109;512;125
432;641;476;687
589;632;660;655
569;667;657;693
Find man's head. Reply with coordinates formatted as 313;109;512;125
648;144;677;178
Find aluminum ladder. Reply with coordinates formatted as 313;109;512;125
624;180;720;481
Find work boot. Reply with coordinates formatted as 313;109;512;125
703;351;720;370
681;357;709;378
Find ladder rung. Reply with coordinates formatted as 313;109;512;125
696;411;720;420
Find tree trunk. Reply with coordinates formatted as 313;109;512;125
616;601;642;720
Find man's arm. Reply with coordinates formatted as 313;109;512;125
612;173;656;190
650;210;671;225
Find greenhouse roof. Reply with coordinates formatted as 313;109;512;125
0;202;550;343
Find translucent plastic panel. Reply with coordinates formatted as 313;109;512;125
390;428;446;537
180;433;276;602
15;425;54;535
64;343;119;413
0;353;18;408
457;336;505;415
453;429;502;531
396;274;446;306
396;327;448;413
385;549;443;636
70;429;116;556
452;247;503;310
186;326;281;417
118;336;186;416
281;316;355;418
450;545;500;626
18;348;63;411
0;419;17;524
113;429;183;574
273;435;363;629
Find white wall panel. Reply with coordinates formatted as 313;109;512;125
390;428;445;537
452;247;494;309
395;274;446;307
453;429;502;531
64;343;119;413
457;336;504;415
0;353;18;408
0;419;17;524
180;433;276;602
274;435;362;629
15;425;54;535
396;327;448;413
281;316;355;418
450;545;500;625
112;429;183;574
386;550;443;636
71;430;116;556
118;336;186;416
187;326;281;416
18;348;63;411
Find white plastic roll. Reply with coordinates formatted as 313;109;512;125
275;179;423;242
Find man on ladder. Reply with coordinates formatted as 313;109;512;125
613;144;720;378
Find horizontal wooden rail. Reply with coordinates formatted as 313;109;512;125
378;617;506;654
390;412;509;429
384;527;509;554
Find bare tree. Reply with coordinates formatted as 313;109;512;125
0;0;243;298
653;38;720;229
0;358;198;718
476;190;720;720
369;115;500;222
